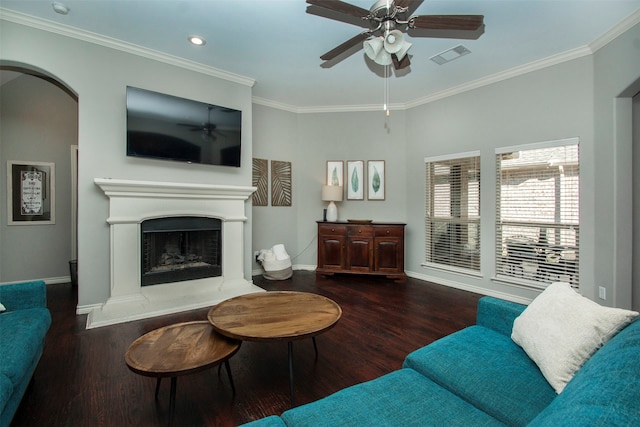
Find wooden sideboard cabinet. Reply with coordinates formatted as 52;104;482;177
316;221;406;283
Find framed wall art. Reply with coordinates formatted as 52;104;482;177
367;160;385;201
7;160;55;225
326;160;344;187
347;160;364;200
252;158;268;206
271;160;292;207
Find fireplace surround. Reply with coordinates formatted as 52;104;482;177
89;178;263;328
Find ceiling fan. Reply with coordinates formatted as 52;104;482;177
178;106;221;141
306;0;484;70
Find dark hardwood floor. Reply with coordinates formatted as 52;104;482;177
11;271;482;427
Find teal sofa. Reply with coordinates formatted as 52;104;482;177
0;280;52;427
241;296;640;426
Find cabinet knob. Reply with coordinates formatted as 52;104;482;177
331;228;335;232
386;230;390;234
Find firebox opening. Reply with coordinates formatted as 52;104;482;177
141;216;221;286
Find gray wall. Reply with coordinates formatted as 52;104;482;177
252;21;640;308
0;74;77;282
2;17;639;311
1;20;254;310
405;56;594;303
634;92;640;311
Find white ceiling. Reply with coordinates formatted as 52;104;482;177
1;0;640;110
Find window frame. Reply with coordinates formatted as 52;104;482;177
495;138;580;290
423;151;481;275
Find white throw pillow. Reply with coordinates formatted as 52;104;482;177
511;282;639;393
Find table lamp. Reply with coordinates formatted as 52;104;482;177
322;185;343;222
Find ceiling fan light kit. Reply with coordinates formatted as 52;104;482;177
306;0;484;71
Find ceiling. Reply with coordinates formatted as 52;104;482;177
1;0;640;111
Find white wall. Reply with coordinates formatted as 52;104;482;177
1;20;254;309
0;74;77;282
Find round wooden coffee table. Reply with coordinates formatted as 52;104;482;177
207;291;342;406
125;321;240;427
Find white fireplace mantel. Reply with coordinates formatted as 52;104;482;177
88;178;263;328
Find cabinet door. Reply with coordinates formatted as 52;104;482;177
318;224;347;270
346;236;372;272
374;237;402;272
319;235;346;270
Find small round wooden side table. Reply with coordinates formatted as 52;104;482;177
207;291;342;406
125;321;240;427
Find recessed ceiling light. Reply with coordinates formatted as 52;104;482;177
52;2;70;15
188;36;206;46
430;45;471;65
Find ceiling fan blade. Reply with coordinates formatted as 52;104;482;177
392;53;410;70
320;31;371;61
306;0;369;19
395;0;424;16
409;15;484;31
306;4;371;28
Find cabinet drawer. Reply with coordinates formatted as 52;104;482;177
318;224;347;235
347;226;373;237
374;226;404;238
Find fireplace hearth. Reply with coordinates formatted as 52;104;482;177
141;216;222;286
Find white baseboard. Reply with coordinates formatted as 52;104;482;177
406;270;532;305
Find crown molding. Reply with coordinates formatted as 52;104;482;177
0;8;255;88
590;8;640;52
3;6;638;113
405;45;593;109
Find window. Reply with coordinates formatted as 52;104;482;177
495;138;579;288
425;152;480;272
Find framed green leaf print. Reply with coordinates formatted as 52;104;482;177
347;160;364;200
326;161;344;187
367;160;385;201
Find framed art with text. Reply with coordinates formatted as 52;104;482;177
7;160;55;225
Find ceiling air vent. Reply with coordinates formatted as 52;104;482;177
430;45;471;65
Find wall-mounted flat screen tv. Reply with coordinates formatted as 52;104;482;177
126;86;242;167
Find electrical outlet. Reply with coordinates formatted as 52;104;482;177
598;286;606;300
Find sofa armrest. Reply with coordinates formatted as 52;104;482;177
476;296;527;337
0;280;47;311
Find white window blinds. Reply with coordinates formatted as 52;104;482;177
425;152;480;272
495;139;579;288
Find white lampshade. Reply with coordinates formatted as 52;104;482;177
363;37;384;61
383;30;404;54
395;40;412;61
322;185;342;222
322;185;343;202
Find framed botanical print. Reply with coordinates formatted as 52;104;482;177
7;160;55;225
326;161;344;187
367;160;385;201
347;160;364;200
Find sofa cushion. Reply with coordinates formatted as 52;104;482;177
511;282;638;393
528;318;640;426
403;325;555;426
0;374;13;414
280;368;506;427
0;308;51;384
